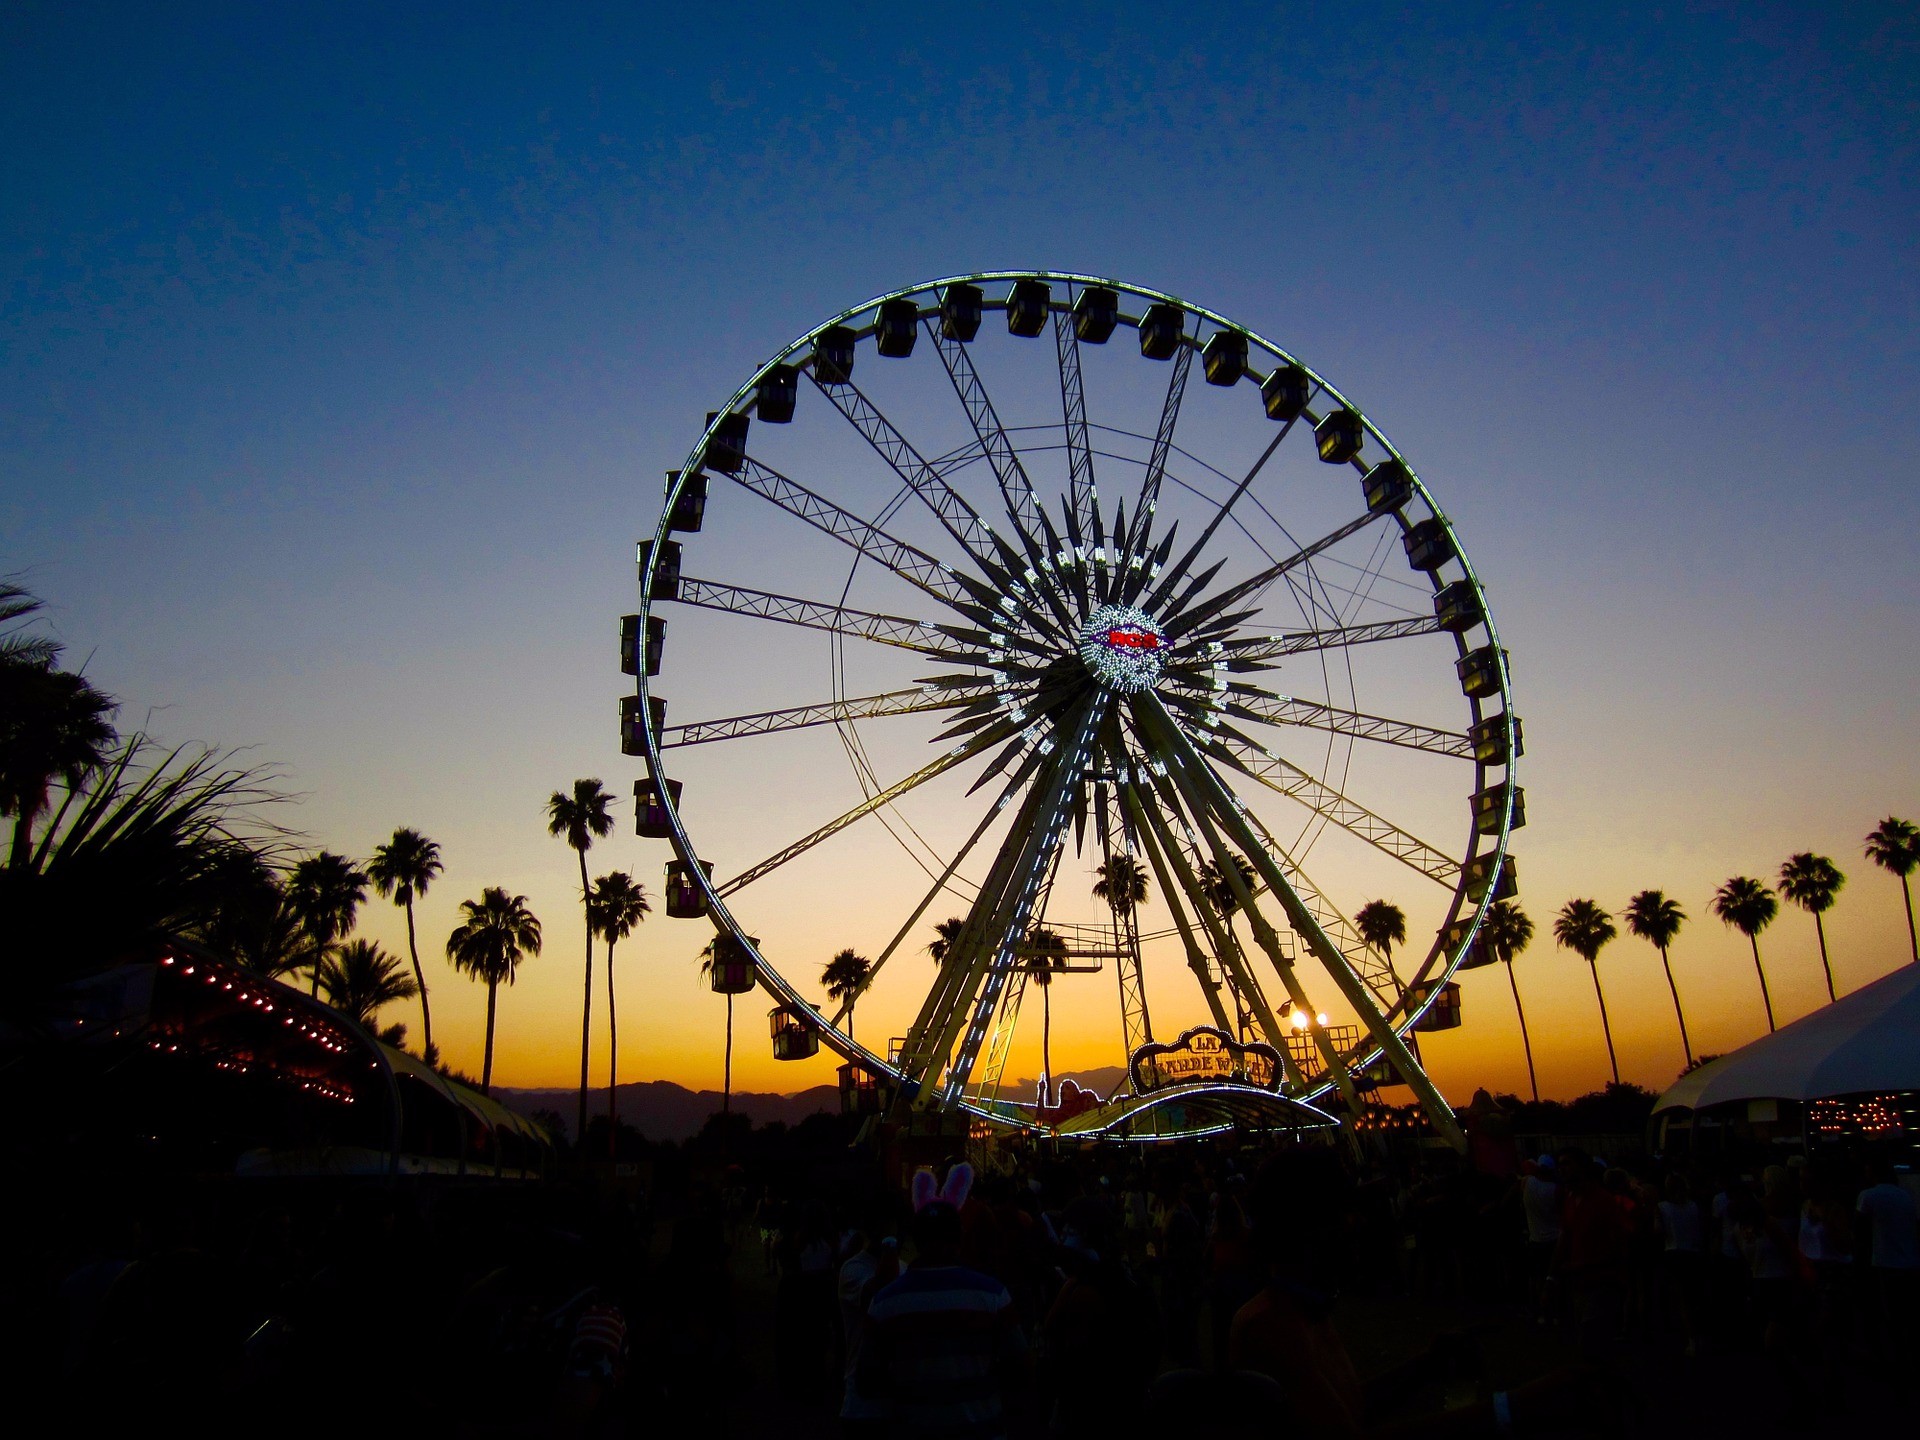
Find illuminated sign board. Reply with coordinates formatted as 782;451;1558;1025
1129;1025;1282;1095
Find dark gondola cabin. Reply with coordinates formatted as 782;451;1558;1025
618;614;667;678
757;364;799;423
1409;981;1463;1031
702;411;749;475
705;934;755;992
1202;330;1248;386
839;1063;890;1115
1472;781;1526;834
619;695;667;757
638;539;681;602
1006;279;1051;336
1402;518;1455;572
668;472;708;532
1433;580;1483;634
1314;408;1365;464
1072;286;1118;343
1363;460;1413;516
666;860;714;919
940;283;983;341
1261;362;1311;421
1447;919;1500;969
1456;644;1505;698
1465;850;1518;902
876;298;919;358
1138;302;1184;360
1468;713;1523;765
812;325;856;383
633;777;682;838
770;1006;820;1060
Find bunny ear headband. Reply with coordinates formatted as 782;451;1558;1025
911;1162;975;1213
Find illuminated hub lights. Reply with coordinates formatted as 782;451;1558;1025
1078;605;1169;693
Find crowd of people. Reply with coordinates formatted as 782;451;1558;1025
12;1112;1920;1437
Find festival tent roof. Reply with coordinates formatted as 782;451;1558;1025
1653;963;1920;1113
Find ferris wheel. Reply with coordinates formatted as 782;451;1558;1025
623;272;1521;1144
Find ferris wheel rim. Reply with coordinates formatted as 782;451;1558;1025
632;269;1518;1122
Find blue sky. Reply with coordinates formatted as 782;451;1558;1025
5;3;1917;1097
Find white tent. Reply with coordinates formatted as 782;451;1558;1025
1654;962;1920;1113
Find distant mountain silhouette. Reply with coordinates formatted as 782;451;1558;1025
498;1064;1133;1143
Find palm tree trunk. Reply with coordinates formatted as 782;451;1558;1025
1750;936;1776;1032
1041;981;1053;1108
1589;962;1619;1085
1901;875;1917;965
405;897;433;1063
482;980;499;1094
1813;913;1835;1003
1504;959;1539;1103
9;810;34;870
576;849;593;1145
723;991;734;1115
1659;945;1694;1068
606;936;619;1159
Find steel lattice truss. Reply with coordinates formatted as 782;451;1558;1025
629;272;1522;1149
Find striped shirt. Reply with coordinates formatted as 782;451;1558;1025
860;1263;1027;1440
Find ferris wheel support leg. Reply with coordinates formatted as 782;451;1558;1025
1141;696;1466;1151
1123;783;1253;1041
1127;778;1310;1094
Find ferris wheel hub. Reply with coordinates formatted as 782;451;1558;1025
1077;604;1170;693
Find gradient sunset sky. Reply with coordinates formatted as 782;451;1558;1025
5;4;1917;1104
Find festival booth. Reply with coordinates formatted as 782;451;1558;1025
1650;963;1920;1163
45;945;552;1179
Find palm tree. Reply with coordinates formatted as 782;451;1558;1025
1025;927;1069;1105
587;870;651;1148
821;947;872;1039
1712;877;1780;1032
547;779;616;1143
316;938;420;1031
1093;852;1149;913
1863;817;1919;965
926;915;967;965
698;934;760;1115
0;580;60;670
367;828;445;1062
286;851;368;993
1779;853;1846;1003
1199;854;1258;916
1481;901;1538;1101
1624;890;1693;1068
1355;900;1408;979
1554;899;1621;1085
1;655;119;868
446;888;542;1093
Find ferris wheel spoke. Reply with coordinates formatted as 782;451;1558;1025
1161;509;1387;642
1053;309;1099;538
1138;417;1298;613
1218;613;1449;667
673;576;955;656
1138;692;1465;1145
1216;732;1461;885
717;730;999;897
809;374;1001;568
1234;801;1401;1004
1121;779;1248;1037
1124;340;1194;558
1216;686;1475;759
660;682;994;749
730;456;970;607
925;319;1043;536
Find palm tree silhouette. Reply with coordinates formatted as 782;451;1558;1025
446;888;542;1093
821;948;872;1039
1025;927;1070;1106
1624;890;1692;1068
927;916;967;965
1712;877;1780;1032
1200;855;1259;1035
1554;898;1621;1085
1481;901;1538;1101
1779;853;1846;1003
316;938;419;1030
287;851;368;994
588;870;651;1149
1355;900;1408;980
698;934;760;1115
367;828;445;1063
1093;852;1149;912
1863;818;1919;965
547;779;616;1144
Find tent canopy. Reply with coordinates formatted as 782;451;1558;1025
1654;963;1920;1114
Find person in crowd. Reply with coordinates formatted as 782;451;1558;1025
837;1219;899;1440
1519;1155;1561;1325
1655;1172;1704;1356
1856;1157;1920;1353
